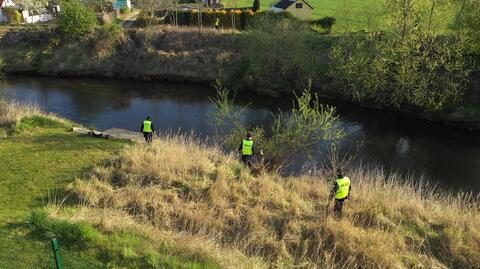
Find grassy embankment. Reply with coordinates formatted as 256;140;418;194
0;24;478;128
0;100;222;268
1;100;480;268
44;128;480;268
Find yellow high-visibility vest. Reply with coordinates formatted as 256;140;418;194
143;120;152;133
335;177;350;199
242;139;253;155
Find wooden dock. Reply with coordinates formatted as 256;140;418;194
72;127;144;142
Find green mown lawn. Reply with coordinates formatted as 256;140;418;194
223;0;385;32
0;127;126;222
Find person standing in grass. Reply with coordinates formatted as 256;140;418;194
238;131;254;167
140;116;154;143
329;169;351;218
214;18;220;30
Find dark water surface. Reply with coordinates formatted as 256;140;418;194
2;76;479;193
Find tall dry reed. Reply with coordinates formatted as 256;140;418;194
69;134;480;269
0;99;40;127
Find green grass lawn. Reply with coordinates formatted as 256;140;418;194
0;120;125;268
0;116;220;268
223;0;385;32
0;127;125;222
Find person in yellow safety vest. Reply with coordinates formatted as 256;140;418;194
238;131;254;167
140;116;155;143
214;18;220;30
329;168;351;218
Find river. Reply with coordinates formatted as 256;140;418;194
1;76;479;193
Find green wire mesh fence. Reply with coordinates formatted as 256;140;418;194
0;237;105;269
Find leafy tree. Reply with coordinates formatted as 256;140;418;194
133;0;172;17
209;82;344;165
252;0;260;12
329;0;471;112
330;33;469;111
58;0;97;39
449;0;480;55
81;0;114;14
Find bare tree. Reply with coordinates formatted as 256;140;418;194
81;0;114;14
15;0;49;14
133;0;173;17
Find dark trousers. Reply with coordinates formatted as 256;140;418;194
143;132;153;143
241;155;252;167
333;198;346;218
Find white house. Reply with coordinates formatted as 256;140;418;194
270;0;314;20
0;0;16;23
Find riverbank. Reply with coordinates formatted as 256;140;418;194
1;100;479;268
0;25;479;131
47;126;480;268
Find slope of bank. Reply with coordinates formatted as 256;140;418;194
62;131;480;268
0;25;479;130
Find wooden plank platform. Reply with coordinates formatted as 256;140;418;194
72;127;144;142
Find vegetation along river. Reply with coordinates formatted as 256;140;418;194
2;76;479;193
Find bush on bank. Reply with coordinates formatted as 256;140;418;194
58;0;97;39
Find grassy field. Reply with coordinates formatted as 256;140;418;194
0;101;222;268
223;0;385;32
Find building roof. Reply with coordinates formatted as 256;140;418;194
0;0;16;8
273;0;313;10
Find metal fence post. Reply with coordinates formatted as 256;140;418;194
51;238;63;269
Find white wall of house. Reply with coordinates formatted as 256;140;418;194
21;10;52;24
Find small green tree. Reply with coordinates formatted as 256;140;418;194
252;0;260;12
209;81;344;165
58;0;97;39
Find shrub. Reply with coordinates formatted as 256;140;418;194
120;7;130;14
252;0;260;12
312;16;336;34
209;82;343;163
135;12;163;27
93;23;124;58
232;31;332;93
58;0;97;39
329;33;469;112
247;11;309;33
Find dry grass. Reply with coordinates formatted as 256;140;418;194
65;134;480;269
0;99;40;127
0;99;72;137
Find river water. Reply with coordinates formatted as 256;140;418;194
1;76;479;193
